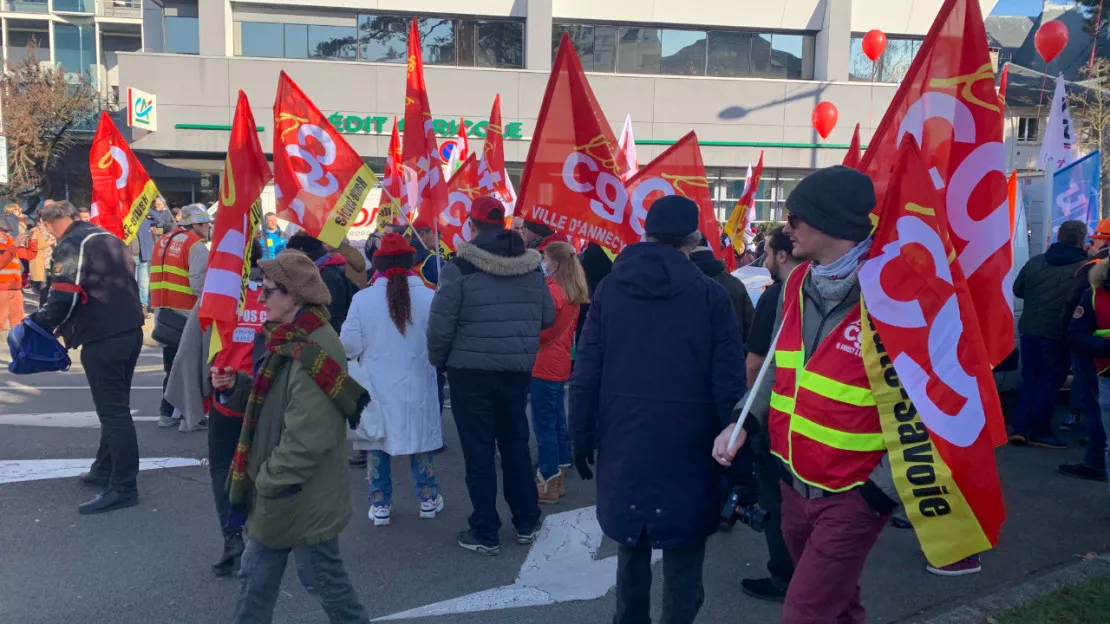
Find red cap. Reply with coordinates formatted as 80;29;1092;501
376;232;416;257
1092;219;1110;240
412;216;433;232
470;196;506;226
537;233;571;252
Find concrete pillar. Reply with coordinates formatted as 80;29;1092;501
198;0;231;57
814;0;851;82
526;0;553;71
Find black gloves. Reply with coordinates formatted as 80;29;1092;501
574;447;595;481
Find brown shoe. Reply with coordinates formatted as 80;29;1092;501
558;465;570;496
537;470;561;505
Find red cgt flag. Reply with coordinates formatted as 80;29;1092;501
401;18;448;224
844;123;862;168
475;95;517;213
437;154;481;253
858;137;1005;567
518;33;630;252
200;91;272;360
89;111;159;243
273;71;376;247
375;117;404;229
858;0;1013;372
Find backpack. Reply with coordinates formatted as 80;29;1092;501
8;318;70;374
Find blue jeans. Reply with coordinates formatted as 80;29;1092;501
232;537;368;624
1074;354;1107;470
133;256;150;308
530;378;570;480
368;450;438;506
1013;334;1070;438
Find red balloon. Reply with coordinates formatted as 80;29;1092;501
812;102;838;139
1034;20;1069;63
861;29;887;62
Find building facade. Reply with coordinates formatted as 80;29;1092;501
108;0;1000;219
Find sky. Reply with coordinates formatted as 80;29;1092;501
990;0;1048;16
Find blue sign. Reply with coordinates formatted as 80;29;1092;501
1050;150;1101;245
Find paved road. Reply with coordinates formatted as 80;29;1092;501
1;342;1108;623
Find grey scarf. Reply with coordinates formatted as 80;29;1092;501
810;238;871;307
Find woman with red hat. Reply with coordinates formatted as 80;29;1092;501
340;233;444;526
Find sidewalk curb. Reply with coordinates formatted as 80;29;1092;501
913;554;1110;624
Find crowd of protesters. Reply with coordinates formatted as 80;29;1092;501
13;166;1110;624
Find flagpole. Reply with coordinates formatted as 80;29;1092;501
727;321;784;451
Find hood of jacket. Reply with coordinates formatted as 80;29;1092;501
612;242;705;301
1046;242;1087;266
1092;258;1110;288
689;247;725;278
455;229;542;277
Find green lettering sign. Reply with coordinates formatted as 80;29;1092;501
328;112;525;140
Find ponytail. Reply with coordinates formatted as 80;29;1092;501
373;252;416;335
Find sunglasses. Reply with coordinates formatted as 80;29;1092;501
260;284;287;300
787;214;803;228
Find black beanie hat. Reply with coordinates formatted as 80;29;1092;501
523;220;555;237
785;165;875;242
645;195;699;239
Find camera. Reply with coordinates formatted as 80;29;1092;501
719;484;769;533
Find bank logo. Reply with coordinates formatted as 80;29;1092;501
127;87;158;132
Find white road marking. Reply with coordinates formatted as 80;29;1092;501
0;457;205;484
0;410;156;428
375;506;661;620
0;383;163;391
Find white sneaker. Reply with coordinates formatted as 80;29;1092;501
369;505;391;526
419;495;444;519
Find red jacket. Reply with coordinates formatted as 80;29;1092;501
532;279;580;382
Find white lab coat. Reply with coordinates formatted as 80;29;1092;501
340;275;442;456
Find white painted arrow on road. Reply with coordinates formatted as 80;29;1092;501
0;410;155;427
0;457;205;484
375;506;661;620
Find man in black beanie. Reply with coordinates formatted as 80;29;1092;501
570;195;747;624
713;165;899;623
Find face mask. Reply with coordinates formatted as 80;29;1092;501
542;262;553;277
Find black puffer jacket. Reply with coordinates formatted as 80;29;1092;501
427;229;555;372
1014;243;1092;340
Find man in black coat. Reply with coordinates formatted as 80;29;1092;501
690;235;755;344
569;196;748;624
30;201;145;514
286;233;358;333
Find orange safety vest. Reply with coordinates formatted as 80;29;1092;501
0;233;22;285
150;228;203;311
767;263;885;492
1092;288;1110;374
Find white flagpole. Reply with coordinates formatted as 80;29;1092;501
726;322;784;451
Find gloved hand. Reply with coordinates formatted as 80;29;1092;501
574;448;595;481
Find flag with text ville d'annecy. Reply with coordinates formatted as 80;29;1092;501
272;71;376;247
626;132;721;257
200;90;272;361
518;32;630;252
438;154;481;253
475;95;517;214
89;112;159;243
858;0;1013;373
858;138;1005;568
401;18;448;224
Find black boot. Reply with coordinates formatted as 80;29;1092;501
212;532;245;577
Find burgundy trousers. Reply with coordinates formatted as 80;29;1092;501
779;483;889;624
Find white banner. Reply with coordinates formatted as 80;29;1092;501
1039;75;1076;171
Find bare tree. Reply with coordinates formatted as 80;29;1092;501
0;39;103;199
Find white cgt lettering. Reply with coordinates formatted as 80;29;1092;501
628;177;674;237
946;141;1009;277
109;146;130;189
286;124;339;198
859;215;951;329
562;153;597;193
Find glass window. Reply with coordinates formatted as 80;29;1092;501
769;34;804;79
165;15;199;55
1018;117;1040;142
553;23;594;70
708;31;753;77
54;22;97;82
357;14;407;63
881;38;917;83
6;22;49;65
285;24;308;59
309;25;356;60
848;36;874;81
594;25;617;72
617;27;661;74
660;29;706;76
237;22;284;58
458;20;476;66
422;18;456;65
476;20;523;68
3;0;47;13
52;0;91;12
750;33;772;77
